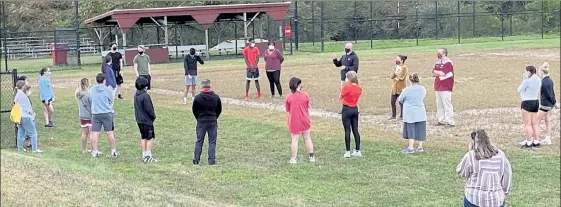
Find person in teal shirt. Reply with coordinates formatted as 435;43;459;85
38;68;55;128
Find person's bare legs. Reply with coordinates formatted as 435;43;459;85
140;139;147;158
48;104;54;123
191;85;197;98
417;141;424;148
530;112;540;143
302;130;314;154
290;133;299;159
146;139;154;157
521;109;532;146
545;111;552;138
407;139;415;150
43;103;50;125
106;131;116;155
81;127;90;153
255;80;261;95
116;85;121;97
91;132;100;154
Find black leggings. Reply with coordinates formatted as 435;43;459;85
342;105;360;151
266;70;282;96
390;94;403;118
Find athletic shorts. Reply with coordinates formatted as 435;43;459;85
185;75;198;86
138;123;155;140
92;113;114;132
539;105;553;112
41;98;53;105
521;100;539;113
139;74;151;90
115;70;124;85
246;69;260;81
80;119;92;128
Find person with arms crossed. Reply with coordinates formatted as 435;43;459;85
432;48;455;127
14;80;42;152
107;43;124;99
263;42;285;98
242;38;263;101
183;48;204;104
134;45;152;90
332;43;359;87
285;77;316;164
90;73;117;158
134;77;157;162
192;79;222;166
75;78;92;154
537;62;558;145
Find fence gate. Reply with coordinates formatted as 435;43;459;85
0;69;17;148
54;28;81;67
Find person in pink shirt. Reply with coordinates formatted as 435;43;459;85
284;77;316;164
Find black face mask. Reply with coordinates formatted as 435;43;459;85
344;48;351;54
112;47;117;50
190;51;196;55
138;51;144;55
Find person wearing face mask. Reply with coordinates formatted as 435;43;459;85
183;48;205;104
242;38;263;101
107;43;124;99
432;48;455;127
14;80;42;152
332;43;359;87
38;68;55;128
263;42;284;98
390;55;408;120
15;76;33;151
133;45;152;90
134;76;157;162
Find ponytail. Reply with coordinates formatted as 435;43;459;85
289;77;302;93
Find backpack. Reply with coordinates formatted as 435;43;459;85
10;104;22;124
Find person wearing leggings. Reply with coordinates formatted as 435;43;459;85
340;71;363;158
263;42;284;98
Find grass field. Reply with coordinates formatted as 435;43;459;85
1;37;560;206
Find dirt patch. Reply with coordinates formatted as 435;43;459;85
459;49;560;60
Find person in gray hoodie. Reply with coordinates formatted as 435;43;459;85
14;80;42;152
90;73;117;158
76;78;92;154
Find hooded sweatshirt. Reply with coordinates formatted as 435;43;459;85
192;88;222;124
134;77;156;125
75;89;92;120
38;75;55;101
90;84;114;114
14;90;35;119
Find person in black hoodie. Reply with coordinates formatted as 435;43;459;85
183;48;204;104
192;79;222;165
332;42;359;87
537;62;558;145
134;77;157;162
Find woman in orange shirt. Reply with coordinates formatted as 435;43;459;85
390;55;408;119
340;71;363;158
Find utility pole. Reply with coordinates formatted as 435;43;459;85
74;0;81;67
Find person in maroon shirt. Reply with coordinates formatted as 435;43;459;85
432;48;455;127
263;42;285;98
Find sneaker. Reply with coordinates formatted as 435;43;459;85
434;122;446;126
110;152;117;158
343;151;351;158
193;160;200;165
44;124;53;128
49;121;54;126
279;95;284;99
257;93;263;100
402;148;415;154
270;95;275;98
389;116;396;120
519;140;530;148
446;124;455;127
532;140;541;148
416;147;424;152
92;152;101;157
351;150;362;157
144;156;157;163
183;97;187;104
289;157;297;164
192;97;195;101
541;138;552;145
309;156;316;162
32;149;43;153
118;94;123;99
244;94;249;101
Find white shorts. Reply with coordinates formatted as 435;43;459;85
185;75;198;86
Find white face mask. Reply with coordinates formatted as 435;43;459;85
250;43;256;47
268;45;274;50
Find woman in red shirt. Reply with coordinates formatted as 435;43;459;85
340;71;363;158
284;77;316;164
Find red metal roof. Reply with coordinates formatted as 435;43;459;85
84;2;292;31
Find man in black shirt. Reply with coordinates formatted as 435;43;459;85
183;48;204;104
192;79;222;165
332;43;359;87
107;43;124;99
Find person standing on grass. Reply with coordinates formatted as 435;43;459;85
398;73;427;154
284;77;315;164
192;79;222;166
457;129;511;207
134;77;157;163
432;48;455;127
264;42;284;98
389;55;408;120
242;38;263;101
75;78;92;154
183;48;205;104
102;55;117;96
340;71;362;158
134;45;152;90
17;76;33;151
537;62;558;145
14;80;42;153
518;66;542;148
332;42;359;88
38;68;55;128
90;73;117;158
107;43;124;99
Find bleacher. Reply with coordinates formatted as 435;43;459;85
0;36;98;59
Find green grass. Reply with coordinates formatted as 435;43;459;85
1;37;560;206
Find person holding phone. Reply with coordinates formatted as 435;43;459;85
457;129;512;207
517;66;542;148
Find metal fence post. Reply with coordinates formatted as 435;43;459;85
541;1;544;39
457;1;461;44
435;1;438;39
312;1;315;46
320;1;324;52
1;1;7;71
416;1;419;46
501;13;504;41
73;0;81;67
354;1;358;43
370;1;373;49
294;1;299;51
472;2;476;37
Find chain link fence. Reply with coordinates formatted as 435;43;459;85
0;69;17;148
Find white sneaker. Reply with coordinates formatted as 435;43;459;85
351;150;362;157
32;149;43;153
92;151;101;158
343;151;351;158
183;97;187;104
309;156;316;162
542;138;552;145
289;157;297;164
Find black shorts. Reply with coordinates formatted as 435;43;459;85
139;75;151;90
41;98;53;105
246;69;260;81
115;70;124;85
138;123;155;140
539;105;553;112
521;100;539;113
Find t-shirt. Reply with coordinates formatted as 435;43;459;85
108;52;123;71
242;47;260;68
133;54;151;75
284;91;311;134
341;83;362;107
